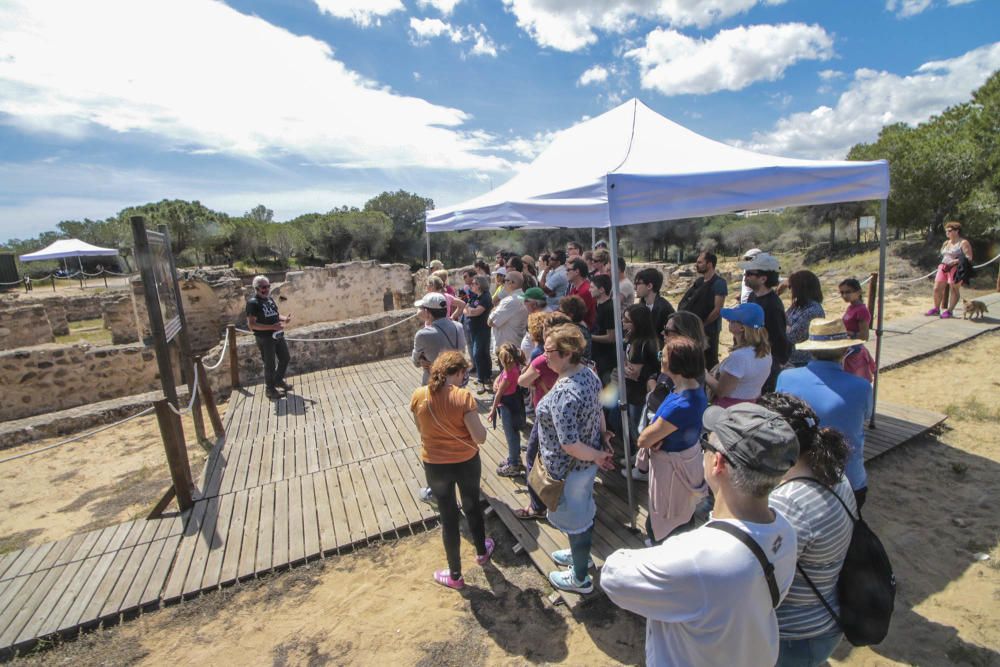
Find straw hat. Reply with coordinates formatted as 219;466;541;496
795;318;866;351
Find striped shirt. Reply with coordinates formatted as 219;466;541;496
769;476;856;639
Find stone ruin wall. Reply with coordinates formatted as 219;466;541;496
0;306;55;351
101;294;140;345
270;262;415;327
0;343;160;421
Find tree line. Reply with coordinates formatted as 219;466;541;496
3;70;997;272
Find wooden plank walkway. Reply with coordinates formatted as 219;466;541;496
868;291;1000;370
4;292;993;655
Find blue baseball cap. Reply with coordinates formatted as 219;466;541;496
720;302;765;329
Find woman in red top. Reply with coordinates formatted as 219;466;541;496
839;278;875;382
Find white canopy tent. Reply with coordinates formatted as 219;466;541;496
19;238;120;276
426;99;890;524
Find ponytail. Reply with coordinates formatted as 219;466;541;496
808;427;850;486
428;351;469;394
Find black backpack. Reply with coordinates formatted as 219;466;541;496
784;477;896;646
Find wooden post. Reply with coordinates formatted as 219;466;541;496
102;270;108;289
866;272;878;316
189;374;207;446
51;275;56;292
227;324;240;388
153;399;195;511
195;356;225;439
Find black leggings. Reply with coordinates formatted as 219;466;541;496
424;453;487;579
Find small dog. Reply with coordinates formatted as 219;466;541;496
963;299;989;320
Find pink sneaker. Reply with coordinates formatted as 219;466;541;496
941;310;953;319
476;538;495;566
433;569;464;590
925;307;940;316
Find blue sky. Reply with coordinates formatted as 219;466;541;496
1;0;998;242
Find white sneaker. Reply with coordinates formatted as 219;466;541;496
621;467;648;482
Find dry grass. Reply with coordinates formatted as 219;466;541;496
54;318;112;345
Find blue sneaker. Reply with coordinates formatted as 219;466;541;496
548;569;593;594
551;549;594;569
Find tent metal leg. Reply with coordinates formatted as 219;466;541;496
871;198;888;428
425;229;431;268
607;224;636;530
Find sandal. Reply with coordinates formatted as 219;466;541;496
433;569;464;590
513;507;546;520
476;537;495;566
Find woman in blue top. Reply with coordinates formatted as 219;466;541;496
636;335;709;544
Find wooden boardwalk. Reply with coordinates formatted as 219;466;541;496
5;292;997;654
868;291;1000;370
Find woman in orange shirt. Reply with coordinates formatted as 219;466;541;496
410;351;493;590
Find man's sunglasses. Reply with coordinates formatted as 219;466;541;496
700;432;733;465
257;284;271;291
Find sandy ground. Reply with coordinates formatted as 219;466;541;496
0;410;210;553
6;325;999;666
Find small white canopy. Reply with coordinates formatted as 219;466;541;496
427;99;888;231
19;239;119;262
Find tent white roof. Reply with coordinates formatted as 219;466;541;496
19;238;119;262
427;99;889;231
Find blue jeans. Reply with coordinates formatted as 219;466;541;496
471;329;492;384
547;464;598;535
626;403;643;452
498;403;521;465
776;632;842;667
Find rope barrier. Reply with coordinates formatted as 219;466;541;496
166;364;200;416
859;275;873;286
235;313;418;341
281;313;420;342
973;251;1000;269
891;269;937;284
0;279;24;286
202;334;229;370
0;406;155;465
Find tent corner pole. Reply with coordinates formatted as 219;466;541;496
425;225;431;268
871;198;888;428
607;218;637;531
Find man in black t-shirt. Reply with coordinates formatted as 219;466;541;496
739;253;790;392
589;274;618;385
678;251;728;370
634;268;675;341
246;275;293;399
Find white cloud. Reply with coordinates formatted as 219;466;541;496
312;0;404;27
408;18;498;57
501;0;787;52
819;69;844;80
496;130;557;160
886;0;977;17
739;41;1000;158
416;0;463;15
0;0;511;172
626;23;834;96
578;65;610;86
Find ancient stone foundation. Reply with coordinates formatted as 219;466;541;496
0;343;159;421
0;306;55;351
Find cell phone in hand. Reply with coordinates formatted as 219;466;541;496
491;412;497;429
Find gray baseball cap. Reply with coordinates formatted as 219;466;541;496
702;403;799;475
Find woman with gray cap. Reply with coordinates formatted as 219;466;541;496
602;402;798;667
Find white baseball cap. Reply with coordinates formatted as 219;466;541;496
414;293;447;309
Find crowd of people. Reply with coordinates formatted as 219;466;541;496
399;240;885;666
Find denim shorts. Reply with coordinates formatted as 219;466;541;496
547;464;598;535
776;632;843;667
